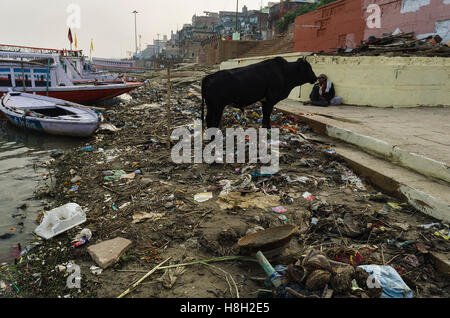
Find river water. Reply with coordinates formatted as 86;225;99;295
0;118;83;264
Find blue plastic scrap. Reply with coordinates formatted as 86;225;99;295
251;170;278;177
359;265;413;298
80;146;95;152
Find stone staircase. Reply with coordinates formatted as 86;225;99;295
238;24;295;59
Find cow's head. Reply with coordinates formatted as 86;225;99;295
296;57;317;85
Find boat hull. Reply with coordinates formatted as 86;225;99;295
0;92;100;137
0;82;143;105
4;113;98;137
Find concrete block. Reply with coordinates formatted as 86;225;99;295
430;252;450;278
87;237;132;269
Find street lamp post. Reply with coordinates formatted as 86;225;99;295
133;10;139;56
235;0;239;33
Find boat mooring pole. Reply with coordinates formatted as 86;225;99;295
167;63;172;150
21;58;26;92
46;59;50;96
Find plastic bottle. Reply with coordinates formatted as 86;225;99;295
256;251;282;288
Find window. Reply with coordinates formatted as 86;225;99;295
34;70;50;87
13;69;32;87
0;73;12;87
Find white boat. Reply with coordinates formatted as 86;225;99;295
0;91;100;137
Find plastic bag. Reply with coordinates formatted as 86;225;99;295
359;265;413;298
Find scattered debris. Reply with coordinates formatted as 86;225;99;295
4;63;447;299
194;192;213;203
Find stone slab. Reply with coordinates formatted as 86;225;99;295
430;252;450;278
87;237;133;269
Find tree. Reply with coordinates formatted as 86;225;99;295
276;0;338;33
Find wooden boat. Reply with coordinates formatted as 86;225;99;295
0;92;100;137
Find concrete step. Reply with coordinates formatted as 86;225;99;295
275;101;450;222
276;101;450;184
331;140;450;222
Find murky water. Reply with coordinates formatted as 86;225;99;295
0;118;83;264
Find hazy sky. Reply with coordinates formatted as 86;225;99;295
0;0;270;58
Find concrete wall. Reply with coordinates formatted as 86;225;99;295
220;52;450;107
362;0;450;42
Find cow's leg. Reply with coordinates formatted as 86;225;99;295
261;101;275;129
205;100;225;129
205;103;225;144
215;105;225;129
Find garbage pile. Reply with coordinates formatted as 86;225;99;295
255;248;412;298
331;32;450;57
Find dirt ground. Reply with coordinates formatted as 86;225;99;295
1;64;449;299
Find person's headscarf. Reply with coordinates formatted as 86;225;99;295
318;74;332;96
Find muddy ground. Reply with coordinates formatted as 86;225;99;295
1;64;449;298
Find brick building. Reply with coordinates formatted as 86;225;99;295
192;13;219;30
293;0;365;52
269;0;318;36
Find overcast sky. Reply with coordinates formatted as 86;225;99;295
0;0;270;58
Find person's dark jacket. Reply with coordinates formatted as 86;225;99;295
310;82;335;104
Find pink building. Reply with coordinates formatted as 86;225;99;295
362;0;450;42
293;0;366;53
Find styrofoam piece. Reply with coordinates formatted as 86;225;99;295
34;203;86;239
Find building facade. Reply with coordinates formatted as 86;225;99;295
293;0;450;53
269;0;318;36
293;0;365;52
362;0;450;43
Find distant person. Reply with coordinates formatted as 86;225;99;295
305;74;336;107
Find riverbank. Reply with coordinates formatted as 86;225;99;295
1;64;448;298
0;119;85;265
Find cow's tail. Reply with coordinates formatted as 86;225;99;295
201;76;208;129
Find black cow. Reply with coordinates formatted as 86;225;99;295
201;56;317;129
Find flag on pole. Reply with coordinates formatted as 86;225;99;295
90;39;94;52
74;33;78;49
68;28;73;44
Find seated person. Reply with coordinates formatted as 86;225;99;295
305;74;335;107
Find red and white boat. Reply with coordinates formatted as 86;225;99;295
0;47;143;105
